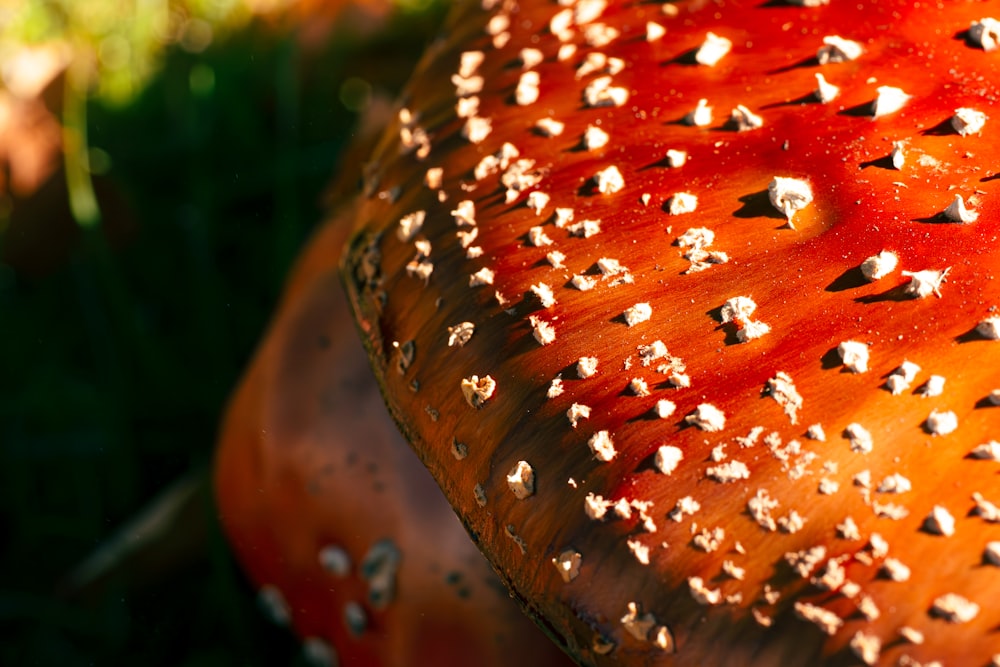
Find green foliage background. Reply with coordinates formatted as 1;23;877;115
0;2;444;664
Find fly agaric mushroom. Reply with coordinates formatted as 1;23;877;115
339;0;1000;665
214;206;574;666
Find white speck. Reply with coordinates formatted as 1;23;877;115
485;13;509;36
925;409;958;435
838;340;870;373
850;631;881;665
952;107;987;136
655;445;683;475
669;496;700;521
567;403;592;428
745;490;780;532
720;295;757;323
526;191;551;215
685;98;713;126
931;593;979;623
688;576;722;605
920;375;946;397
583;124;610;150
583;23;619;48
970;17;1000;52
693;526;725;552
621;601;656;640
695;32;732;66
814;73;839;103
473;483;487;506
424;167;443;190
577;356;599;378
887;360;921;395
588;430;617;461
706;460;750;483
854;470;872;488
881;557;911;581
899;626;924;644
767;372;803;424
890;141;906;169
258;585;291;626
452;73;484;97
456;95;480;119
778;510;806;534
985;542;1000;565
646;21;666;41
668;192;698;215
553;549;582;582
794;602;842;635
628;377;650;396
529;315;556;345
807;423;826;441
526;226;552;248
844;423;874;454
468;267;494;287
623;303;652;326
872;86;910;118
768;177;813;226
547;377;565;399
942;194;978;223
546;250;565;268
627;538;650;564
594;165;625;193
458;50;484;78
557;44;577;61
530;282;556;308
860;250;898;281
535;117;565;137
817;35;863;63
452;199;476;227
515;71;540;106
972;492;1000;522
686;403;726;432
302;637;337;667
318;545;351;577
676;227;714;249
507;460;535;499
818;478;839;494
977;315;1000;340
666;149;687;167
837;516;861;540
654;399;676;419
877;473;912;493
461;375;496;408
396;210;426;242
583;75;629;108
518;47;543;69
923;505;956;536
570;274;597;291
567;219;602;238
462;116;492;144
730;104;763;131
972;441;1000;460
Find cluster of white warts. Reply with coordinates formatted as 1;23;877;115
378;0;1000;664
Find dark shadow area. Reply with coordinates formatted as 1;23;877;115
826;266;867;292
854;283;914;303
733;190;785;220
767;55;819;74
859;154;897;170
760;92;822;109
837;101;875;118
920;117;956;136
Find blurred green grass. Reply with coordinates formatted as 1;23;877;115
0;4;444;664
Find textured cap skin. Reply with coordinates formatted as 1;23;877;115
214;206;575;666
342;1;1000;665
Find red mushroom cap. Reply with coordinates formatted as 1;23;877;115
341;1;1000;665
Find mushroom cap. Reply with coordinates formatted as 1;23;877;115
342;0;1000;665
214;205;574;666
